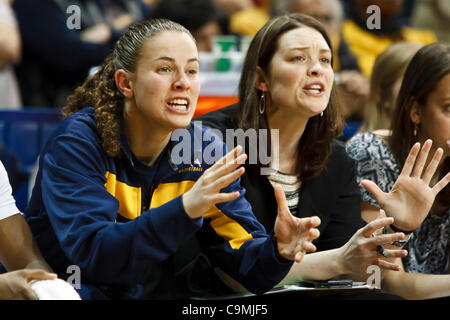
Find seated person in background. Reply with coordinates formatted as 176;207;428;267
0;0;21;109
360;41;422;133
346;42;450;299
341;0;436;78
411;0;450;43
219;0;271;37
197;15;442;296
24;18;320;300
150;0;226;52
0;160;56;300
12;0;152;108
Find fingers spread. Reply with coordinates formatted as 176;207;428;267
432;171;450;195
213;166;245;191
382;248;408;259
309;227;320;241
360;180;386;208
422;147;443;184
295;252;305;264
208;153;247;182
411;139;432;178
371;232;406;246
274;185;289;213
307;216;321;228
302;241;317;253
400;142;420;177
361;217;394;238
216;145;243;165
375;258;401;271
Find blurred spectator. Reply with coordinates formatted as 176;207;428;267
411;0;450;43
340;0;417;27
12;0;152;108
151;0;226;52
361;42;422;133
341;0;436;78
213;0;254;15
225;0;272;37
0;0;21;109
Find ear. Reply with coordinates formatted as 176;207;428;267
115;69;134;99
255;66;269;93
409;100;421;124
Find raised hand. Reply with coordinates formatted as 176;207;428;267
337;209;408;277
273;185;321;263
361;140;450;232
182;146;247;219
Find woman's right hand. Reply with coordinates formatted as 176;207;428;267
336;210;408;278
361;140;450;232
182;146;247;219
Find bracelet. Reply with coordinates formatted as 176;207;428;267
382;225;413;247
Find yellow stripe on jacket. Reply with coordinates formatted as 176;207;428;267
149;180;253;249
104;172;142;220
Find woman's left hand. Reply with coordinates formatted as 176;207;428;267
361;139;450;232
273;185;321;263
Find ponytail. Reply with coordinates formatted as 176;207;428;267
63;54;124;157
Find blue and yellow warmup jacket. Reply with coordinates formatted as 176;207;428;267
24;107;292;299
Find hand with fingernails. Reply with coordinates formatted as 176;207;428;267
182;145;247;219
361;139;450;233
182;145;321;263
273;185;321;263
337;209;408;277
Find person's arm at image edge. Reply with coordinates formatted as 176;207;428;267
0;20;21;69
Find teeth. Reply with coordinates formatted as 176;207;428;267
308;85;321;90
171;104;187;111
168;98;188;111
169;99;188;105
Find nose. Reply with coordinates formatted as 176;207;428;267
173;71;190;90
307;59;324;77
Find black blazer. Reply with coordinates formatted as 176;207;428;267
196;104;365;251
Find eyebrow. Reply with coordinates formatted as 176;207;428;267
289;46;331;54
152;56;199;63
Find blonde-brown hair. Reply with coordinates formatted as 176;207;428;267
63;19;193;158
361;42;422;132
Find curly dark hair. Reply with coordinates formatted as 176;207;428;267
237;13;343;181
62;19;194;158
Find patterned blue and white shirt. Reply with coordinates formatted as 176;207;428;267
346;132;450;274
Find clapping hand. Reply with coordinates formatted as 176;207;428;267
361;140;450;232
273;185;321;263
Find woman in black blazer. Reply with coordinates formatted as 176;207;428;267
196;14;442;287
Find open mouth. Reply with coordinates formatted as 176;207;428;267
303;83;325;96
167;98;189;113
